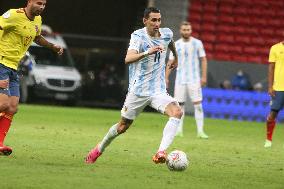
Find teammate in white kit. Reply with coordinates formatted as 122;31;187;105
85;7;182;165
166;21;208;139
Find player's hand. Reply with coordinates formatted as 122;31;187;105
201;78;207;87
52;45;64;55
148;45;164;55
0;79;9;89
268;87;275;97
168;58;178;69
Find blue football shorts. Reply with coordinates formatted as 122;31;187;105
270;91;284;112
0;63;20;97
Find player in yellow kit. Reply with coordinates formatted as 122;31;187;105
0;0;63;156
264;36;284;148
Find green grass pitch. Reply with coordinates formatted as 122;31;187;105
0;105;283;189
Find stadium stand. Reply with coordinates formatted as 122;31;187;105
188;0;284;64
202;88;273;122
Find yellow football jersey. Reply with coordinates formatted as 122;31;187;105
269;42;284;91
0;8;42;70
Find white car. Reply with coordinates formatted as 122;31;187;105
19;25;82;105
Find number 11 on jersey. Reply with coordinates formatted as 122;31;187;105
154;52;161;63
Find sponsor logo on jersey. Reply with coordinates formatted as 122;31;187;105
2;11;10;19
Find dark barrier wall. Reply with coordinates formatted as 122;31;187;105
207;60;268;90
168;60;268;96
0;0;147;37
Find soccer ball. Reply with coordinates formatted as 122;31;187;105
166;150;189;171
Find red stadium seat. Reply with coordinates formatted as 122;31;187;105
255;0;270;7
236;0;253;5
261;56;269;64
189;12;202;22
214;52;231;61
267;19;282;27
203;3;218;13
264;38;279;46
201;23;216;32
261;8;276;17
275;11;284;17
216;25;232;33
250;17;267;26
245;27;259;35
275;30;284;38
187;0;280;65
251;37;265;46
217;34;234;43
243;46;257;55
235;17;250;26
219;15;234;24
219;4;233;14
249;8;264;17
228;45;243;54
231;55;247;63
203;42;214;52
200;33;217;43
269;1;284;7
215;43;230;52
256;47;269;57
235;35;251;45
206;52;213;60
247;56;262;64
221;0;236;4
189;1;203;12
233;6;248;15
233;26;246;35
192;31;200;38
203;14;218;23
260;29;274;37
191;22;201;32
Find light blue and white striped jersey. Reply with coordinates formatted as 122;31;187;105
169;37;206;85
127;27;173;96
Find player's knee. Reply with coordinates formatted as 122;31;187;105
0;101;9;112
117;122;132;134
267;111;277;121
117;124;128;134
172;107;183;119
7;106;18;115
10;108;18;115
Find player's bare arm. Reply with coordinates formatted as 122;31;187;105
125;46;163;64
200;56;207;87
34;35;63;55
165;40;178;89
167;40;178;69
165;62;172;89
268;62;275;97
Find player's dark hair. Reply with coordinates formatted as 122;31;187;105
144;7;160;19
180;21;191;27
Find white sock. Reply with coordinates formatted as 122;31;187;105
158;117;180;152
194;104;204;133
176;105;185;135
98;123;119;152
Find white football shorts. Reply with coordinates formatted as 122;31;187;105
121;92;178;120
174;83;202;103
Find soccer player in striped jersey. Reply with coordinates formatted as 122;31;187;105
0;0;63;156
85;7;182;164
264;35;284;148
166;21;209;139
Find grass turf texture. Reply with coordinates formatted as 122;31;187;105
1;104;283;189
